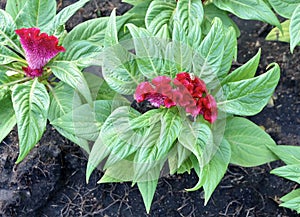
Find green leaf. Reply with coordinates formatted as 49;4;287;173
126;24;164;79
12;79;50;163
0;94;16;142
187;139;231;205
268;0;300;18
217;27;237;79
123;0;146;6
271;164;300;184
221;49;261;85
0;9;17;44
266;20;291;43
270;145;300;165
0;44;23;64
213;0;281;29
145;1;176;36
137;168;159;213
5;0;27;19
15;0;56;30
49;61;92;104
102;42;143;95
104;9;118;47
202;4;240;37
290;5;300;52
217;63;280;116
224;117;278;167
173;0;203;49
281;189;300;203
193;17;224;87
50;102;100;141
280;191;300;214
134;109;182;180
48;82;82;121
44;0;90;34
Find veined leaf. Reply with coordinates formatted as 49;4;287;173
48;82;82;121
0;45;23;64
145;0;176;36
266;20;291;43
280;190;300;214
0;94;16;143
290;5;300;52
44;0;90;35
217;27;237;79
126;24;165;79
15;0;56;30
217;63;280;116
268;0;300;18
102;43;143;95
269;145;300;165
221;49;261;85
224;117;278;167
271;164;300;184
123;0;148;6
104;9;118;47
173;0;203;49
12;79;50;163
5;0;27;19
213;0;281;30
194;17;224;87
49;61;92;104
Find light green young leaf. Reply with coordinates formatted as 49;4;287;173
187;139;231;205
280;192;300;214
104;9;118;47
0;45;23;64
217;63;280;116
126;24;165;79
12;79;50;163
134;109;182;180
48;82;82;121
44;0;90;34
281;189;300;203
173;0;203;49
15;0;56;30
202;4;240;37
271;164;300;184
194;17;224;86
269;146;300;165
137;167;160;213
213;0;281;30
266;20;291;43
102;43;143;95
217;27;237;79
290;5;300;52
0;94;16;143
50;103;101;141
221;49;261;85
49;61;92;104
145;0;176;36
5;0;27;19
268;0;300;18
224;117;278;167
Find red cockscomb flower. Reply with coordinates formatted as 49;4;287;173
15;28;65;77
134;73;218;123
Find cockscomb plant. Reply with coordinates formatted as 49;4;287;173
0;0;147;163
86;3;281;213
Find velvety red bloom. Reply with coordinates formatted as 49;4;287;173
134;72;218;123
15;28;65;77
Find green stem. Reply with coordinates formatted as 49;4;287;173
3;65;25;75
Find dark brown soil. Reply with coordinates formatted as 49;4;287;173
1;1;300;217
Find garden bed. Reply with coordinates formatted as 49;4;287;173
0;0;300;216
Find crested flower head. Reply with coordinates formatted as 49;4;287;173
15;28;65;77
134;72;218;123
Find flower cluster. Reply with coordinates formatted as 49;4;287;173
15;28;65;77
134;72;217;123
